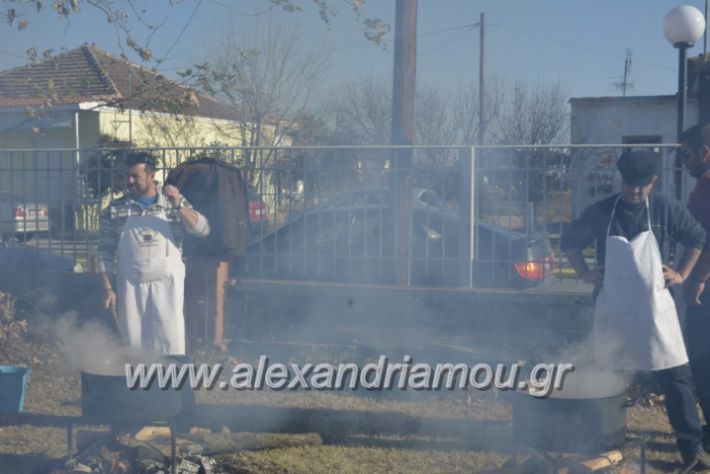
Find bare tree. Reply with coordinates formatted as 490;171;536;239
325;75;457;147
1;0;388;63
415;86;457;148
327;75;392;145
493;79;569;146
140;114;201;148
321;76;461;195
490;79;571;229
186;27;327;192
451;77;505;145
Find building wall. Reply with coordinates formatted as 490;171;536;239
571;97;698;144
569;96;699;215
0;105;285;230
98;108;245;149
0;110;91;214
97;108;283;210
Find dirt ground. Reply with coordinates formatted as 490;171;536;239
0;291;705;474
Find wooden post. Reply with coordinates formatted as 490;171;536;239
185;258;229;352
391;0;417;285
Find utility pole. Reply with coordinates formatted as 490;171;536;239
391;0;417;285
478;12;486;145
128;68;133;145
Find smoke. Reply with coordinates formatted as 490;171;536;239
545;333;630;399
53;312;163;375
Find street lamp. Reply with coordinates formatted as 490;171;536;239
664;5;705;198
664;5;705;140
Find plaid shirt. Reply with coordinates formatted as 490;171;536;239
96;189;210;274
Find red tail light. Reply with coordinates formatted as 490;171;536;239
13;207;24;218
514;260;545;281
249;200;266;220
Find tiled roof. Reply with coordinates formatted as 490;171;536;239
0;45;239;121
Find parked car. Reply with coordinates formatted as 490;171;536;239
247;187;268;240
247;187;267;224
243;188;553;288
0;192;49;241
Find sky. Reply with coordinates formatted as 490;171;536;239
0;0;706;101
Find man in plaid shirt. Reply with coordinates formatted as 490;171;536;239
96;151;210;356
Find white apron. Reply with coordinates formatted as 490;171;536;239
116;212;186;356
592;196;688;371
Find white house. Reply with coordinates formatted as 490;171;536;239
567;55;710;215
569;94;702;215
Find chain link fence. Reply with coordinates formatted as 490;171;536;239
0;144;688;288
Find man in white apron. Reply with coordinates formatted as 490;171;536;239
96;152;210;356
562;150;709;470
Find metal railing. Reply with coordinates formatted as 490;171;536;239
0;144;689;289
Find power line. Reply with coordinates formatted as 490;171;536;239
418;25;475;58
0;49;27;60
159;0;203;64
420;23;476;37
157;21;481;68
213;0;275;17
488;22;675;72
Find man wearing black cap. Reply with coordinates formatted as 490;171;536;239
562;150;709;470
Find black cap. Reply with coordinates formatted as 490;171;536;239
616;150;661;186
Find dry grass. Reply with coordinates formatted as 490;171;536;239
0;295;701;474
0;356;699;474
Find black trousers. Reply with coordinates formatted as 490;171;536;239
686;302;710;439
655;363;704;457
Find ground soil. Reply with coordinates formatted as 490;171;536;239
0;290;704;474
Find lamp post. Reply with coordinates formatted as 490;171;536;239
664;5;706;198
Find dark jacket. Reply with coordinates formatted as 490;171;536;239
167;157;249;257
561;192;705;267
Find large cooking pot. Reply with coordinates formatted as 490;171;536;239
511;369;627;454
79;355;182;424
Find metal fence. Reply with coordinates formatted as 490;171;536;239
0;144;690;288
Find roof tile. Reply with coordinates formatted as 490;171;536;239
0;45;238;121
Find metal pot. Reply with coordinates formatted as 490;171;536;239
80;355;182;424
511;374;627;454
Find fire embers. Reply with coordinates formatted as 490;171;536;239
53;436;220;474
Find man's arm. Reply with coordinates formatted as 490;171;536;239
690;251;710;283
163;184;210;237
96;206;119;309
664;247;702;288
176;204;209;235
560;203;603;288
100;271;116;310
686;251;710;305
669;197;707;298
563;248;603;288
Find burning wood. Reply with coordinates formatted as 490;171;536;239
52;435;221;474
484;450;625;474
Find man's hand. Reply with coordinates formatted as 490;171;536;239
103;289;116;311
684;279;706;306
662;265;685;288
581;270;604;288
162;184;181;208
